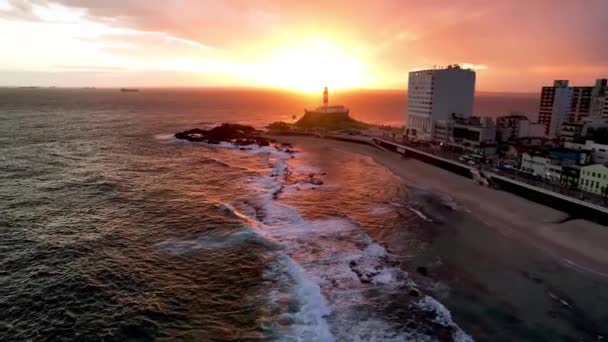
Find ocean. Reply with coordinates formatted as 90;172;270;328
1;88;606;341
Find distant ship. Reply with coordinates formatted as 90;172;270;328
304;87;349;115
120;88;139;92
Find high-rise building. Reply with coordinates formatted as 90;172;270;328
538;80;571;138
405;65;475;140
567;86;593;123
590;79;608;121
539;79;608;139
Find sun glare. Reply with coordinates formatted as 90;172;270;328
253;39;369;92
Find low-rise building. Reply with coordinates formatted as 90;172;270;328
434;114;497;156
496;115;546;142
560;122;584;142
560;165;581;189
452;116;496;149
520;152;556;178
579;164;608;195
520;147;591;180
565;140;608;164
496;115;528;142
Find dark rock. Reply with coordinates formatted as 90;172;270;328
349;260;357;267
310;178;324;186
174;123;270;146
417;266;429;277
409;289;420;297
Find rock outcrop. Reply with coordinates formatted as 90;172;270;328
175;123;272;146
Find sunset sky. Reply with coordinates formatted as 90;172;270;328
1;0;607;92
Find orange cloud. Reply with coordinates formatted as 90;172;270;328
1;0;607;91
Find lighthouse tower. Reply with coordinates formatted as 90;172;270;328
303;86;349;115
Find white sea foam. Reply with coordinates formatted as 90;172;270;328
156;227;275;255
269;254;335;342
415;296;474;342
236;145;475;341
407;206;433;222
369;205;395;215
174;141;470;341
153;133;175;141
337;319;429;342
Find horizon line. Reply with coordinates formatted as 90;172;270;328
0;85;540;95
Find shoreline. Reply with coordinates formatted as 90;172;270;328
271;135;608;279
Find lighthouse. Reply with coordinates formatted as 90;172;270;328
303;87;349;115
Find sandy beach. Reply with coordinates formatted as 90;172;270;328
274;135;608;279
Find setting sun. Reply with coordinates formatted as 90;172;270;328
251;38;370;92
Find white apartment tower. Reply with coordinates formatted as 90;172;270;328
406;65;475;140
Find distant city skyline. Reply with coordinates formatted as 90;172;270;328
1;0;607;92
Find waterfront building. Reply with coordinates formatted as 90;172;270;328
405;65;475;141
452;116;496;147
560;165;581;189
434;114;496;156
538;80;570;138
496;114;546;142
521;152;563;182
521;152;558;178
520;147;591;178
565;140;608;164
579;164;608;195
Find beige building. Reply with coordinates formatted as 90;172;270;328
579;164;608;195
